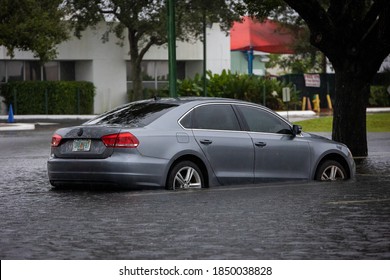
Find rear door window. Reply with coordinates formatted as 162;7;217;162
191;104;241;131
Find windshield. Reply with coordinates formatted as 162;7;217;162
85;102;178;127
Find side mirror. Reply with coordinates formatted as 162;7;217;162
292;125;302;136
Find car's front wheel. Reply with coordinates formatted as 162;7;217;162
167;161;204;190
315;160;347;181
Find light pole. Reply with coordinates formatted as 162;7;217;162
203;10;207;96
247;47;254;75
167;0;177;97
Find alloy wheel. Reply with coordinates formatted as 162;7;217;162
173;166;202;190
320;165;345;181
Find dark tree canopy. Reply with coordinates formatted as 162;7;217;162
245;0;390;156
65;0;243;100
282;0;390;75
0;0;69;62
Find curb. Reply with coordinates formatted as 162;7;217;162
0;115;96;121
0;115;95;132
0;123;35;131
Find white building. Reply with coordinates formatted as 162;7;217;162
0;22;230;114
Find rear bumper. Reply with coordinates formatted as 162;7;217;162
47;153;169;189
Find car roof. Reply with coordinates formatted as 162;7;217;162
150;96;274;111
144;96;235;105
134;96;274;113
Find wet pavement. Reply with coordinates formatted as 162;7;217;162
0;123;389;259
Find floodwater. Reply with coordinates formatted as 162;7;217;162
0;127;389;259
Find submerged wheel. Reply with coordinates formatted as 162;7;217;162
316;160;347;181
167;161;204;190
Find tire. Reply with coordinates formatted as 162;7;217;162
167;161;204;190
315;160;347;181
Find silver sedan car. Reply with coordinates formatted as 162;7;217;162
47;97;355;189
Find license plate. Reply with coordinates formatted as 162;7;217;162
72;139;91;152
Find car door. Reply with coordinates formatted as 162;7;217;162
236;105;311;181
189;104;255;185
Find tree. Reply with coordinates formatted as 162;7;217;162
0;0;69;62
265;24;328;74
265;52;324;74
64;0;242;101
245;0;390;157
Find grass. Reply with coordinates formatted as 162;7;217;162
294;112;390;132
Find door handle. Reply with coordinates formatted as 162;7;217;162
255;142;267;147
200;139;213;145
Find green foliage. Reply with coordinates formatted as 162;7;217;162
266;52;325;74
0;0;69;62
202;70;300;110
129;71;301;111
295;113;390;132
366;113;390;132
369;86;390;107
177;74;204;96
0;81;95;114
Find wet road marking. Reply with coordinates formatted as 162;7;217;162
124;182;321;197
327;198;390;205
357;173;390;177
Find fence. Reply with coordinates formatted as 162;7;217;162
0;81;95;115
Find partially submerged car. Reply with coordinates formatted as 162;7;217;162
48;97;355;189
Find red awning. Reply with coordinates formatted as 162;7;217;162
230;16;296;54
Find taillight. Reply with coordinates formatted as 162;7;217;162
101;132;139;148
51;134;62;147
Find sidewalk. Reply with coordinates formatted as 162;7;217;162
0;115;95;131
0;122;36;131
1;108;390;131
277;110;317;122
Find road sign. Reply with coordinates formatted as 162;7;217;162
282;87;291;102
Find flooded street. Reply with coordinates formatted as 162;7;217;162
0;126;389;259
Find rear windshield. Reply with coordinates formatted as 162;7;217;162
85;102;178;126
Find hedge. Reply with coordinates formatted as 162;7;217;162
369;86;390;107
128;70;301;111
0;81;95;114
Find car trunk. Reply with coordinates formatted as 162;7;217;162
52;125;122;159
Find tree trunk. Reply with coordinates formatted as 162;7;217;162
131;59;143;101
332;68;370;157
128;30;159;101
282;0;390;157
128;29;144;101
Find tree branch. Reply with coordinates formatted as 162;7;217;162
364;1;390;63
328;0;348;23
138;36;164;65
283;0;334;45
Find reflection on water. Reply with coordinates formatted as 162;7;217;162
355;154;390;176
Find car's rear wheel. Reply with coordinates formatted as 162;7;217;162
315;160;347;181
167;161;204;190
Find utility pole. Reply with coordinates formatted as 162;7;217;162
248;47;254;75
167;0;177;97
203;10;207;96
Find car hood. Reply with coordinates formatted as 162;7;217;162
301;131;352;151
301;132;335;143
